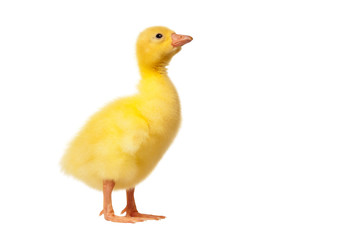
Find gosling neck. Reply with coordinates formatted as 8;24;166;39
138;63;168;79
137;63;177;97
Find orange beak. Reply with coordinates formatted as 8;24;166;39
171;33;193;47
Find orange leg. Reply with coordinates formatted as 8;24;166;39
120;188;166;221
99;180;144;223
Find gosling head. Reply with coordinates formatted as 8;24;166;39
136;26;193;70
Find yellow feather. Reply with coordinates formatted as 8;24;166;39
61;26;183;190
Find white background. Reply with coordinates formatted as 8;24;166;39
0;0;353;239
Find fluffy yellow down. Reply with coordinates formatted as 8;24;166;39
61;27;181;190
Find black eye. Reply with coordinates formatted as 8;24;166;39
156;33;163;39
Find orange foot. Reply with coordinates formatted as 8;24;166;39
99;210;145;223
121;208;166;221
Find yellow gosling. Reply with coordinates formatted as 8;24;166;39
61;26;192;223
